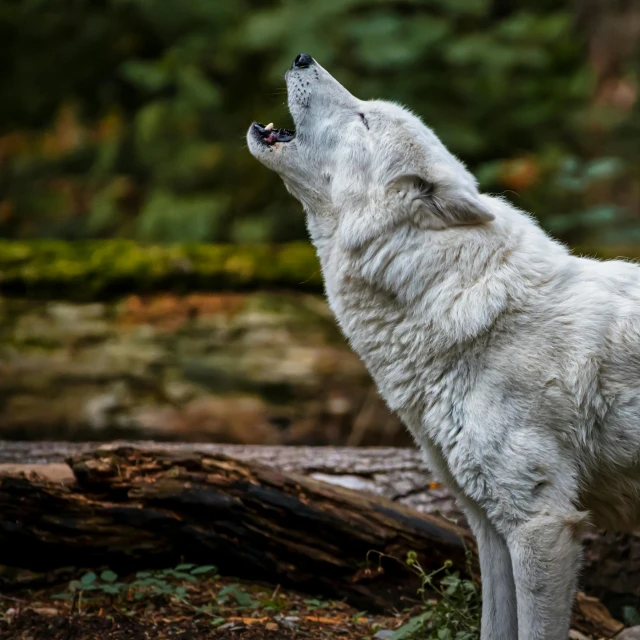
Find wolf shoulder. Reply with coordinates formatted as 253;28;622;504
476;250;640;431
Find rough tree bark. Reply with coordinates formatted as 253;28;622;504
0;446;475;613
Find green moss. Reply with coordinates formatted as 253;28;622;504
2;240;638;302
0;240;323;300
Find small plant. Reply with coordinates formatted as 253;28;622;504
216;585;255;608
389;551;480;640
52;564;221;613
303;598;332;610
622;605;640;627
259;591;289;613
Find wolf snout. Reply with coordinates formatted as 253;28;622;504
292;52;314;69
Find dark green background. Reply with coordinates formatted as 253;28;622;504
1;0;638;246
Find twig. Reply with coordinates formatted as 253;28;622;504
0;593;25;603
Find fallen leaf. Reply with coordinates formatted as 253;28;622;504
304;616;345;624
227;616;268;626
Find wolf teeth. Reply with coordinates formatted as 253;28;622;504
265;123;274;131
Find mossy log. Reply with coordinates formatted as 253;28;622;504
1;240;638;301
0;447;476;612
0;240;322;300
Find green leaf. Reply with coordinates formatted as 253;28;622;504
304;598;330;608
101;570;118;583
218;586;254;608
389;612;431;639
441;574;461;593
101;584;122;595
190;565;218;575
81;572;97;586
167;571;198;582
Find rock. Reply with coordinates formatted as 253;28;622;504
374;631;394;639
617;627;640;640
569;630;590;640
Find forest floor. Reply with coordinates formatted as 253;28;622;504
0;568;416;640
0;563;614;640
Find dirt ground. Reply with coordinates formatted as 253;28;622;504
0;572;414;640
0;565;620;639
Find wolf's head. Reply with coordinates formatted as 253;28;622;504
248;53;493;248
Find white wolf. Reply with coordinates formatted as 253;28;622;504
248;53;640;640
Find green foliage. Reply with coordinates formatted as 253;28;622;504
390;552;480;640
623;605;640;627
52;565;218;602
50;564;261;617
0;240;322;299
0;1;639;245
303;598;331;610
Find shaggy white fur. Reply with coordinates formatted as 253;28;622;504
248;55;640;640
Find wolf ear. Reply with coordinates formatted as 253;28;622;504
386;174;494;227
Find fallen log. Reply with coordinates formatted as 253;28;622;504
0;447;474;612
0;443;630;635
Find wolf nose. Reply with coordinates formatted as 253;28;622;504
292;53;313;69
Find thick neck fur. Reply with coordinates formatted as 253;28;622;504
307;195;571;421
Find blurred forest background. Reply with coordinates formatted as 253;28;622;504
1;0;640;247
2;0;640;446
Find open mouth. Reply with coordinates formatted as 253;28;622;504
252;122;295;146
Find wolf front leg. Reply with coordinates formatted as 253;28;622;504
462;500;518;640
506;509;586;640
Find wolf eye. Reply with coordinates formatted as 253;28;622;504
358;112;369;130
